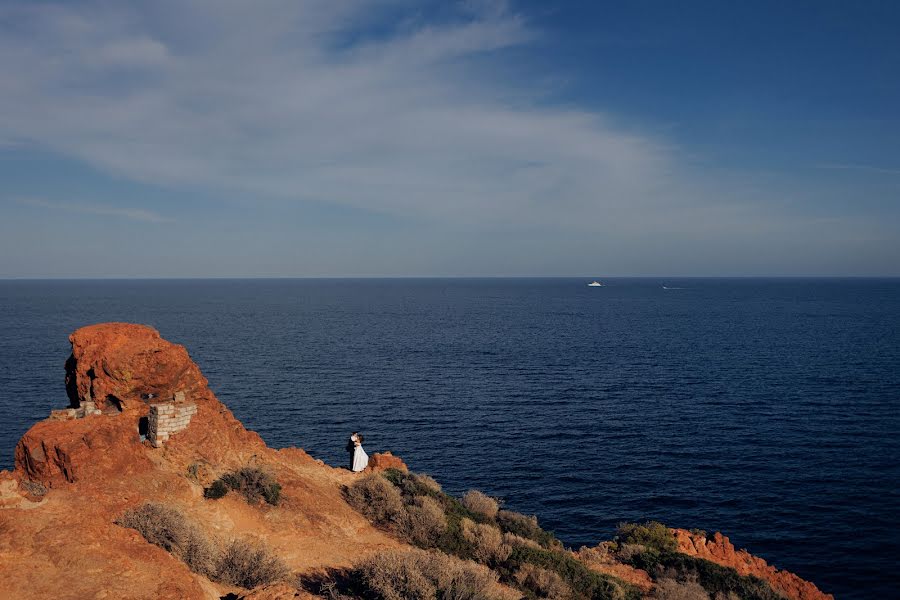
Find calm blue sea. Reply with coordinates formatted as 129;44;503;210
1;278;898;598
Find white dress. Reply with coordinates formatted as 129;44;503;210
352;443;369;472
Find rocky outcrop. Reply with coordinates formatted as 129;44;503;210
64;322;207;414
672;529;834;600
366;451;408;472
575;544;654;592
2;323;401;600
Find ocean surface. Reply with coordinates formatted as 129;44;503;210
1;278;898;599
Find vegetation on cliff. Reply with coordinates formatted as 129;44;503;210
1;324;833;600
335;470;793;600
116;502;288;589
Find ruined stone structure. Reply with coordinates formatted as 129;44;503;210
147;391;197;447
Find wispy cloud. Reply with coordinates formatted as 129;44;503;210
0;0;679;231
0;0;896;276
816;163;900;175
17;198;172;223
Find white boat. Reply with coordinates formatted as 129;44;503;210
587;281;603;287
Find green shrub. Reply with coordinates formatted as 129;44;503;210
616;521;678;553
204;467;281;505
509;545;638;600
203;479;229;500
497;510;560;549
222;467;282;505
215;538;289;589
344;474;406;529
461;490;500;519
628;551;784;600
355;548;499;600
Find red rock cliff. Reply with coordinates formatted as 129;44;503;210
672;528;834;600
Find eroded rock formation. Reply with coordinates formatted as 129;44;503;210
672;529;834;600
64;322;208;413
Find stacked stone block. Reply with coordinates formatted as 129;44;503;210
49;401;101;421
148;392;198;448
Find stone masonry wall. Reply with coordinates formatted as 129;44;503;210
148;392;197;448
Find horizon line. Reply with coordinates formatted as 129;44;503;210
2;275;899;281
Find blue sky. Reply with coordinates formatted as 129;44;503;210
1;0;898;277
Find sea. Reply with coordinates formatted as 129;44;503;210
1;278;898;599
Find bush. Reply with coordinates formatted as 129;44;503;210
503;531;541;550
402;496;448;548
382;469;442;498
629;551;783;600
461;490;500;519
654;576;710;600
116;502;218;577
616;522;677;553
204;479;229;500
218;467;282;505
515;563;574;599
509;545;638;600
355;548;499;600
616;543;649;563
412;473;442;494
460;518;512;566
344;474;406;529
117;502;287;589
215;538;289;589
497;510;559;549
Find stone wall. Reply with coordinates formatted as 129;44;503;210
148;392;197;447
49;401;101;421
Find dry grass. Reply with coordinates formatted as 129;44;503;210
653;577;711;600
19;480;48;498
411;473;442;494
514;563;574;599
116;502;218;577
117;503;287;589
503;531;541;550
496;510;559;549
215;538;289;589
401;495;447;548
344;474;406;528
460;518;512;565
356;548;499;600
461;490;500;519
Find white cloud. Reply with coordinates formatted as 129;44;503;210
0;0;680;230
18;198;172;224
0;0;895;276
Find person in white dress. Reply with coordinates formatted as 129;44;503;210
351;433;369;472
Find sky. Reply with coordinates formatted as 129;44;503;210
0;0;898;277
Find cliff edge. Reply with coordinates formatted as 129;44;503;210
0;324;833;600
